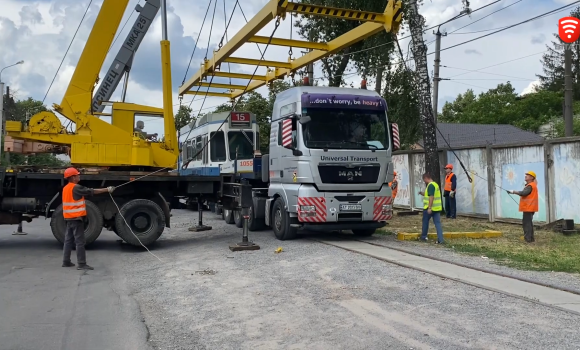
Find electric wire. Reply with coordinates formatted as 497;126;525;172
42;0;93;104
448;0;524;35
181;0;214;86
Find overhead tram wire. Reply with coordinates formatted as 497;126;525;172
43;0;93;104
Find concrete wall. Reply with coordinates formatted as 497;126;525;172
392;137;580;224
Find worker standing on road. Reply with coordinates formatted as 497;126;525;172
443;164;457;219
62;167;115;270
418;173;445;244
390;171;398;200
507;171;538;243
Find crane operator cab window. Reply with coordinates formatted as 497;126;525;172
134;119;159;141
228;131;254;160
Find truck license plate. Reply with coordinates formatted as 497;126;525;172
340;204;361;211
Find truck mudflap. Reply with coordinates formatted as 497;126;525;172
296;196;393;223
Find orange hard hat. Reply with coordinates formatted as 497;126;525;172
445;164;453;169
64;167;80;178
393;171;398;176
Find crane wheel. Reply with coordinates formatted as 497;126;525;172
223;209;235;224
233;209;243;228
114;199;165;247
248;203;265;231
50;201;104;247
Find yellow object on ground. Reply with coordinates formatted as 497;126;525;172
275;247;283;253
397;230;502;241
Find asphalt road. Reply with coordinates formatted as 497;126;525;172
0;220;151;350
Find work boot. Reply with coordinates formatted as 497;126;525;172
77;264;94;270
62;261;75;267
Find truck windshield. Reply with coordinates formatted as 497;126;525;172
228;131;254;160
302;109;389;150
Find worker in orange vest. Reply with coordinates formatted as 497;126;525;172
507;171;539;243
443;164;457;219
62;167;115;270
390;171;398;200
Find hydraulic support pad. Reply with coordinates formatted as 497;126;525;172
189;198;212;232
229;214;260;251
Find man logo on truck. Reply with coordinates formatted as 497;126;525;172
339;170;362;181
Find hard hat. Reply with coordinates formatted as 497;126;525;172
525;171;536;179
393;171;398;176
64;167;80;178
445;164;453;169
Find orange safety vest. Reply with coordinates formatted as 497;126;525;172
389;180;398;199
444;173;454;191
62;183;87;219
518;181;538;213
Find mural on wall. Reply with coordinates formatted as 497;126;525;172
498;162;546;222
392;154;411;207
412;153;426;209
553;143;580;222
448;149;489;215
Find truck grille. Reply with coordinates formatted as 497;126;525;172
318;165;380;184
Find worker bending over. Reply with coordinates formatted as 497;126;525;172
507;171;539;243
390;171;398;200
443;164;457;219
62;167;115;270
418;173;445;244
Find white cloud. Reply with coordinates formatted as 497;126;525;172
521;80;541;95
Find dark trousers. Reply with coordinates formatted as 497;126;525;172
420;210;444;243
522;212;535;243
63;219;86;264
444;194;456;218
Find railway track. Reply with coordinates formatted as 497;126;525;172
311;235;580;317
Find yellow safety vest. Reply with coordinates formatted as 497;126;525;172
423;181;443;211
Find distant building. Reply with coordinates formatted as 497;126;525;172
411;123;545;150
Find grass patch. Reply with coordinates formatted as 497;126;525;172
386;211;580;273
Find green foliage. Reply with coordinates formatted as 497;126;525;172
174;105;193;131
439;82;562;132
1;94;66;167
548;115;580;138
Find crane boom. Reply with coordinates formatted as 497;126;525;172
92;0;161;113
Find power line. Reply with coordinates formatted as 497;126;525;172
442;65;535;81
181;0;214;86
448;50;547;79
448;0;525;35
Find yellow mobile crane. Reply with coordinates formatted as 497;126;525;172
5;0;178;170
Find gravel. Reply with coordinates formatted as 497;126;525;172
363;233;580;293
121;210;580;350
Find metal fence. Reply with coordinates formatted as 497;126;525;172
392;137;580;224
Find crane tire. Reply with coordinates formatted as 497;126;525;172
114;199;165;247
50;201;104;247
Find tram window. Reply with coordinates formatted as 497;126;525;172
195;136;202;161
255;131;260;151
228;131;254;160
187;140;194;160
210;131;226;162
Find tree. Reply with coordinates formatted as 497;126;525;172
174;105;193;132
294;0;396;87
537;6;580;99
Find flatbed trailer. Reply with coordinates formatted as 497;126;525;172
0;167;246;247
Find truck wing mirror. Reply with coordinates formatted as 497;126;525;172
298;115;311;124
391;123;400;151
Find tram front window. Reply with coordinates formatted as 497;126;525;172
210;131;227;162
228;131;254;160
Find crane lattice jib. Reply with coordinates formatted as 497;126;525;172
178;0;403;100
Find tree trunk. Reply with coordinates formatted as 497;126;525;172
375;66;384;94
329;48;351;87
406;0;441;186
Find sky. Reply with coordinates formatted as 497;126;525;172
0;0;578;138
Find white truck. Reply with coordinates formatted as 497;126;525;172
219;85;399;240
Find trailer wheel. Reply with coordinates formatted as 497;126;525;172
114;199;165;247
271;198;298;240
248;203;265;231
233;209;243;228
223;209;235;224
352;229;376;237
50;201;104;246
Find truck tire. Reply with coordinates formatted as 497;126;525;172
223;209;235;224
271;198;298;241
114;199;165;247
233;209;243;228
248;203;265;231
50;201;104;247
352;229;376;237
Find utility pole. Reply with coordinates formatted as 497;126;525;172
564;45;574;137
406;0;441;185
432;28;446;124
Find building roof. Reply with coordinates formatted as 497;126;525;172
415;123;544;149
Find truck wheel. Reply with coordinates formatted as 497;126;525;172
271;198;298;240
114;199;165;247
233;209;243;228
248;204;265;231
352;229;376;237
223;209;235;224
50;201;104;246
216;205;222;216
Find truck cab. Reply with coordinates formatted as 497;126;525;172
261;86;397;240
